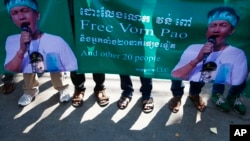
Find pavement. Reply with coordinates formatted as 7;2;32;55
0;73;249;141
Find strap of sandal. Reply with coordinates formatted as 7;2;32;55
118;96;131;109
97;90;109;100
142;98;154;113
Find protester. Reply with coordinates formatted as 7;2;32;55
70;72;109;107
117;75;154;113
1;73;15;94
170;6;248;115
4;0;78;106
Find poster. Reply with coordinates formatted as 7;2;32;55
73;0;250;80
0;0;75;73
1;0;250;97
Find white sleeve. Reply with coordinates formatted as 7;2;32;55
4;35;20;66
57;37;78;71
231;50;248;85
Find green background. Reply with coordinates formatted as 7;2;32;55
0;0;249;97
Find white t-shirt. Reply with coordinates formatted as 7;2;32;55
5;33;78;73
172;44;248;85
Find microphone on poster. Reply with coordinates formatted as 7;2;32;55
203;35;218;62
21;22;31;51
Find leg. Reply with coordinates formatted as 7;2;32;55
189;81;206;111
212;83;225;94
189;81;205;96
70;71;86;91
169;79;184;113
93;73;105;91
140;77;152;100
93;73;109;107
1;73;15;84
140;77;154;113
120;75;133;98
228;81;246;97
227;81;247;115
70;71;86;107
23;73;39;95
50;72;70;103
50;72;69;90
1;73;15;94
117;75;133;109
171;79;185;96
18;73;39;106
211;83;230;112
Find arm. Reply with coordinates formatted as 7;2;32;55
4;50;25;72
4;31;30;72
172;42;213;80
172;59;200;79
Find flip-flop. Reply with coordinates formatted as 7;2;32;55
142;97;154;113
117;96;131;109
95;90;109;107
189;95;206;112
169;96;182;113
71;90;84;107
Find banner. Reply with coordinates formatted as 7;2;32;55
73;0;250;78
1;0;250;97
73;0;250;97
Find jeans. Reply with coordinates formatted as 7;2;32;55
212;81;247;98
120;75;152;100
171;80;205;97
70;71;105;92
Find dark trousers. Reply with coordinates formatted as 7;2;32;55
120;75;152;100
171;79;247;98
70;71;105;92
171;80;205;96
212;81;247;98
1;73;15;84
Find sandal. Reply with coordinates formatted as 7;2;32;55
72;90;84;107
2;83;15;94
169;96;181;113
142;97;154;113
95;90;109;107
189;95;206;112
117;96;131;109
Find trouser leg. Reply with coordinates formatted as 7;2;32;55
23;73;39;95
50;72;68;91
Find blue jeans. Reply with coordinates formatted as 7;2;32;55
120;75;152;100
171;80;205;96
212;81;247;98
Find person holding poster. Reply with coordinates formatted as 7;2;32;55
4;0;77;106
170;6;248;115
1;73;15;94
70;72;109;107
118;75;154;113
